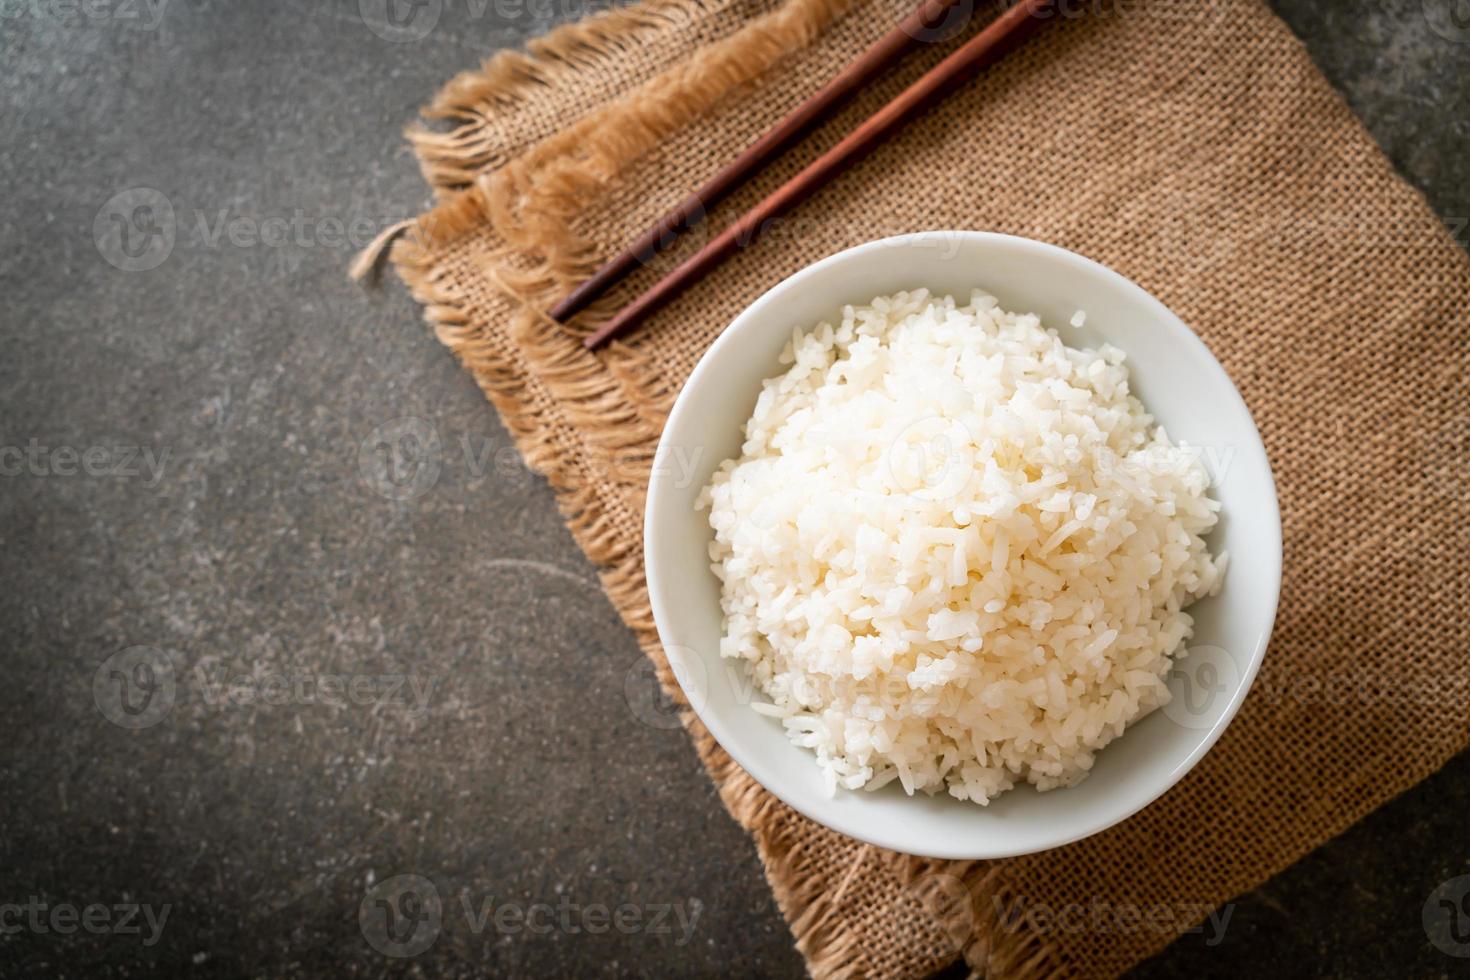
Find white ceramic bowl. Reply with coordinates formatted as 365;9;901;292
645;232;1280;859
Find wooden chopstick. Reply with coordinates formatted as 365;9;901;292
583;0;1052;351
549;0;971;325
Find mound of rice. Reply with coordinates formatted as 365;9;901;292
700;290;1225;804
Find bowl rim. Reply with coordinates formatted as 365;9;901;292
644;230;1282;859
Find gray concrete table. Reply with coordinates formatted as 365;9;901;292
2;1;1467;976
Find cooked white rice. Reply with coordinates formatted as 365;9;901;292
699;289;1224;804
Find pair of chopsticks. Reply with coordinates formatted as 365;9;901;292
559;0;1054;350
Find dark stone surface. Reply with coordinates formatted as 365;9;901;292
0;1;1465;977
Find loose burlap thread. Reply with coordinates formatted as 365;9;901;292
379;0;1470;975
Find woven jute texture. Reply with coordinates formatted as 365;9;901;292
380;0;1470;974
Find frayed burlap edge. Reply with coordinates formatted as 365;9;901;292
405;0;839;191
374;0;1067;976
407;0;725;188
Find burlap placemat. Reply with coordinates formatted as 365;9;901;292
373;0;1470;974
